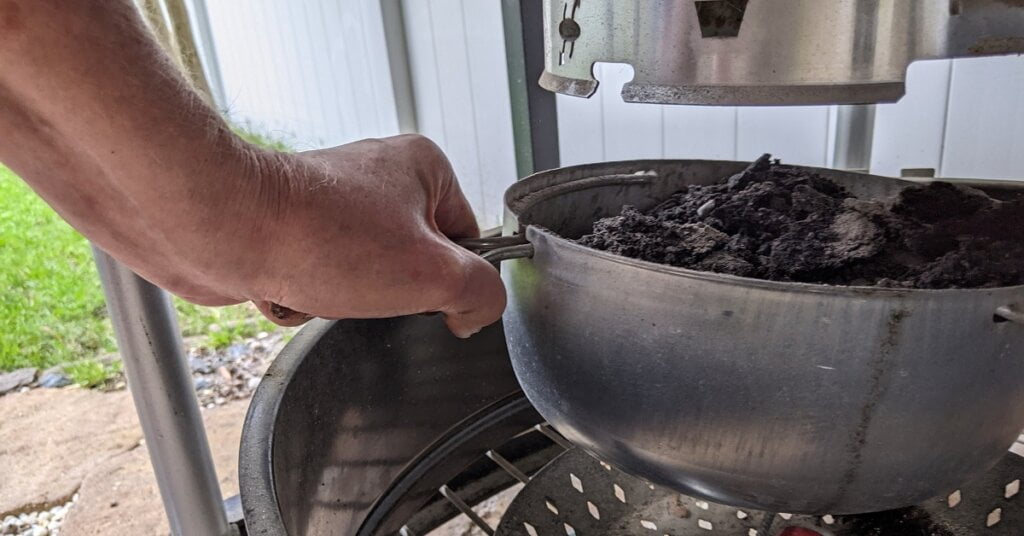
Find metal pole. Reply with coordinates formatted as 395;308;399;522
502;0;560;178
176;0;228;110
380;0;419;134
832;104;876;172
93;248;230;536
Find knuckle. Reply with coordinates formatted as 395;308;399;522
419;246;469;306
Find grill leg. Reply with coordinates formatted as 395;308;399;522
93;248;230;536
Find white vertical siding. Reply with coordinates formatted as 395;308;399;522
557;63;835;167
735;106;833;166
199;0;398;150
662;106;737;161
870;55;1024;180
556;55;1024;180
870;60;953;177
401;0;517;228
941;56;1024;179
598;64;665;161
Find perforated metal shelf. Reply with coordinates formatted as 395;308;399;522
492;447;1024;536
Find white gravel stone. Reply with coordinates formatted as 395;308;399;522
13;496;75;536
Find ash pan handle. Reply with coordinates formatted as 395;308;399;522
457;235;534;264
995;305;1024;324
265;235;533;323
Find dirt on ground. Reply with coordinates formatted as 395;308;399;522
578;154;1024;288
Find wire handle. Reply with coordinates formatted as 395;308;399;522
267;235;534;322
995;305;1024;324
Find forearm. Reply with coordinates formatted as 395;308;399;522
0;0;280;298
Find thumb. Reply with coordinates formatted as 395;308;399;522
439;245;507;338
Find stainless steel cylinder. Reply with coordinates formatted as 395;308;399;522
542;0;1024;105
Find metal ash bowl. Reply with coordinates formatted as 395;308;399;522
494;159;1024;514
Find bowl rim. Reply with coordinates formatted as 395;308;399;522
508;158;1024;298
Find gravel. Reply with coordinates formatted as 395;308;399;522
1;494;76;536
187;332;287;409
36;367;71;389
0;368;38;396
0;331;287;405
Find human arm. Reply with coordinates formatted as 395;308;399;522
0;0;505;337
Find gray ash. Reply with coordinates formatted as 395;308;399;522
577;154;1024;288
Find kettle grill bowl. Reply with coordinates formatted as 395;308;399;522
500;159;1024;514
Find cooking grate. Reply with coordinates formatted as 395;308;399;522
487;445;1024;536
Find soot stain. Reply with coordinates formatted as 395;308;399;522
826;308;909;509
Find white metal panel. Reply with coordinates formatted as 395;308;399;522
598;63;665;161
662;106;737;160
941;55;1024;180
557;64;737;164
402;0;447;148
401;0;517;228
200;0;398;149
870;60;953;178
557;69;831;166
424;0;486;222
736;106;833;166
556;92;605;166
461;0;518;221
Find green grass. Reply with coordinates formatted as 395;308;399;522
0;127;288;383
64;359;123;388
0;168;115;375
233;125;292;153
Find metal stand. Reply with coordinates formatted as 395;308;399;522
832;104;876;172
93;248;230;536
502;0;560;178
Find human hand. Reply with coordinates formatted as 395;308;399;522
240;134;507;337
0;2;505;338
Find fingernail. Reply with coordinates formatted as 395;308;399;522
458;327;482;339
269;302;301;320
